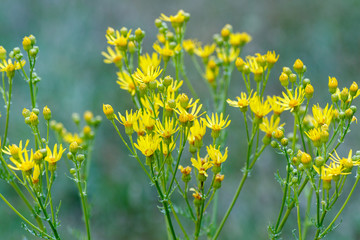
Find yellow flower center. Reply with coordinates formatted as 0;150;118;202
289;99;299;108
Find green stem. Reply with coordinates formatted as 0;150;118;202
2;76;13;148
274;149;291;231
75;161;91;240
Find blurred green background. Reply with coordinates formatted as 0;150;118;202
1;0;360;239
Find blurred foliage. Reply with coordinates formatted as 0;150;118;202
1;0;360;239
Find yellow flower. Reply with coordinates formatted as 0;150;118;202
133;119;146;136
277;87;305;112
183;39;199;55
267;96;285;116
330;149;355;170
227;91;253;112
115;109;139;129
134;134;160;157
45;144;66;165
179;165;192;175
139;53;161;73
133;66;162;85
3;140;29;160
259;115;284;137
246;56;265;81
194;43;216;59
229;32;252;47
191;154;213;177
305;128;321;147
176;102;205;124
207;145;228;166
32;164;40;184
117;71;137;96
155;118;179;139
106;29;132;50
266;51;279;67
101;46;122;67
153;42;181;60
190;119;207;141
138;109;156;131
64;133;83;145
0;59;26;78
205;113;231;132
217;48;239;64
249;94;272;119
312;104;333;128
160;10;186;25
8;147;34;174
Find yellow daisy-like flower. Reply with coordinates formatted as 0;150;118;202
63;133;83;145
183;39;198;55
153;42;181;60
116;109;139;128
155;118;179;139
229;32;252;47
330;149;355;170
267;95;285;116
305;128;322;147
106;29;132;49
167;79;183;93
207;145;228;166
133;119;146;136
117;71;137;96
249;95;272;119
101;46;122;67
8;147;34;174
0;59;26;78
133;66;162;85
205;113;231;132
194;43;216;59
227;91;253;112
191;154;213;177
190;119;207;141
3;140;29;160
45;144;66;165
139;53;161;73
176;102;205;124
134;134;160;157
259;115;285;137
266;51;279;67
246;56;265;80
277;87;305;112
138;109;156;131
312;104;333;128
217;48;240;64
160;9;186;24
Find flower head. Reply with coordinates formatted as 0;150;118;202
191;154;213;177
117;71;137;96
102;46;122;68
260;115;284;137
45;144;66;165
250;94;272;119
8;147;34;174
3;140;29;160
194;43;216;59
205;113;231;132
134;134;160;157
311;104;333;128
227;91;253;112
277;87;305;112
207;145;228;166
133;66;162;85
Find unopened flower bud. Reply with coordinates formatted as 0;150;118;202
350;82;358;97
29;112;39;126
43;106;51;120
22;36;32;51
76;154;85;162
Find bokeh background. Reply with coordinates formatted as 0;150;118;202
1;0;360;239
